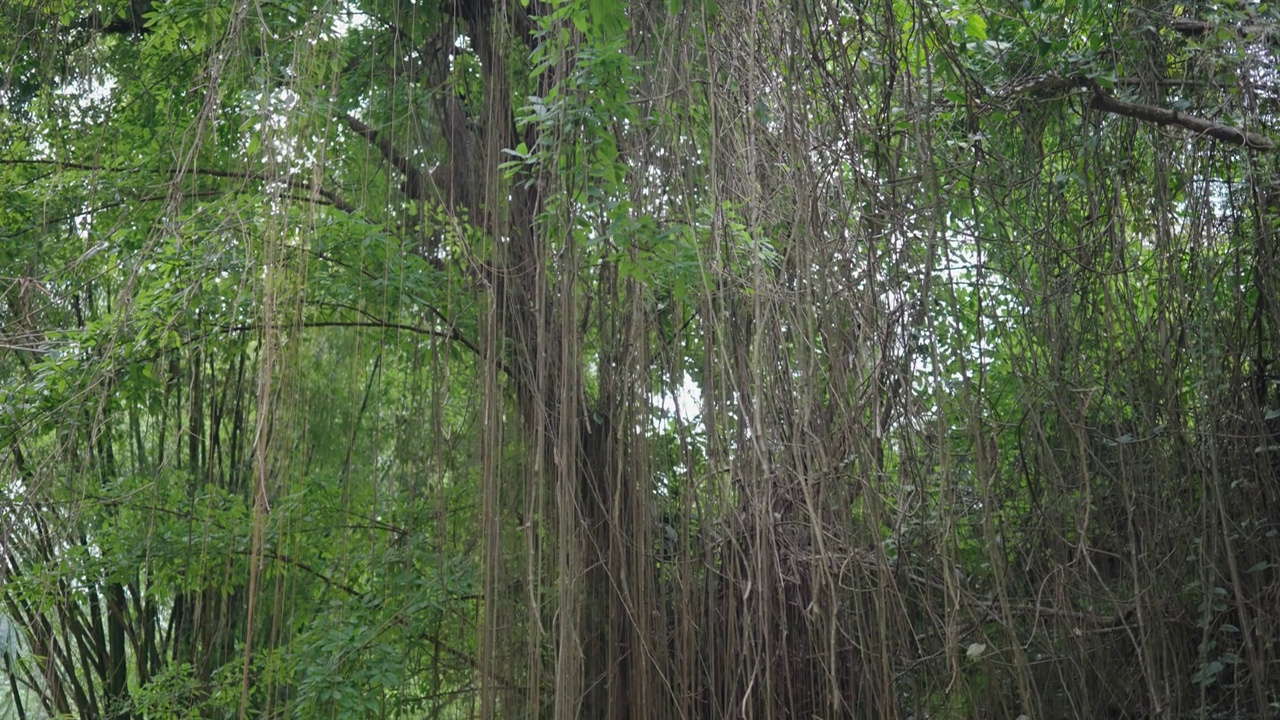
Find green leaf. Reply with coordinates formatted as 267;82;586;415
965;14;987;41
572;7;591;34
588;0;628;38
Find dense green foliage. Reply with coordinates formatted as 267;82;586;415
3;0;1280;718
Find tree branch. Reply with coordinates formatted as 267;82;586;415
1089;92;1274;150
217;319;506;376
0;159;357;213
340;113;432;202
999;74;1274;150
1169;16;1276;40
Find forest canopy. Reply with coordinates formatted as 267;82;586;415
2;0;1279;718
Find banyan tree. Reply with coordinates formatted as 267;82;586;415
2;0;1279;718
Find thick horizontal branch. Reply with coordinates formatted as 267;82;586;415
0;191;342;245
0;159;357;213
218;319;507;376
1000;74;1274;151
1169;16;1276;40
222;318;462;343
1089;92;1275;150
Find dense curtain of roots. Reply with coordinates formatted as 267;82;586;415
487;2;1280;717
